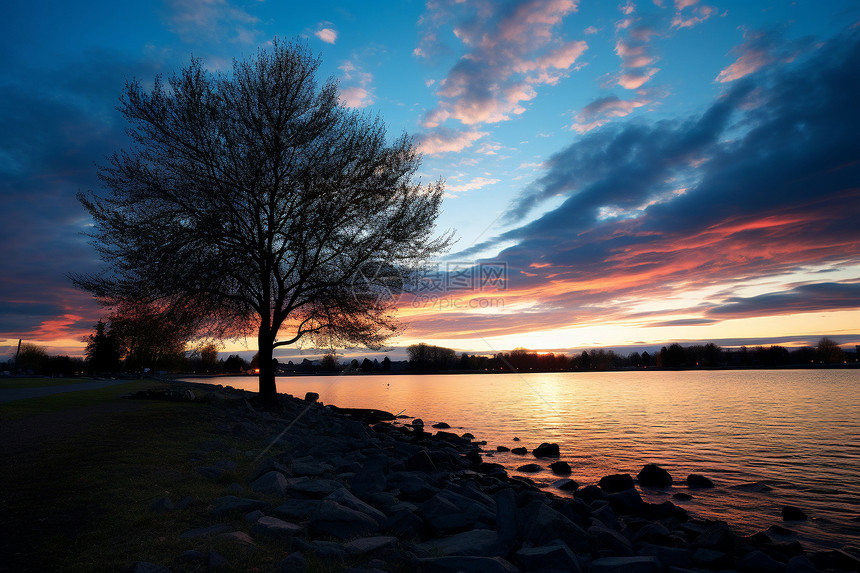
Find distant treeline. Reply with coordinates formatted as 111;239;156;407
406;338;856;372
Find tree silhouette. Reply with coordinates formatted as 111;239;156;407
73;39;450;402
84;320;122;374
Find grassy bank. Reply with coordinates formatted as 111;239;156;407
0;380;299;572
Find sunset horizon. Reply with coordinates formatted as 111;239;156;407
3;1;860;362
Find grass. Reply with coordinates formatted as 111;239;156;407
0;377;104;390
0;380;316;572
0;380;150;420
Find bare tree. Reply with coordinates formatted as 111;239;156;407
73;39;450;401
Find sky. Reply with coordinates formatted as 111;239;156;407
2;0;860;361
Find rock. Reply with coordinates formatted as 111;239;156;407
552;478;579;491
244;509;264;523
739;549;784;573
516;543;583;572
511;447;528;455
381;507;423;538
550;460;572;475
249;471;288;496
418;529;505;557
432;422;451;429
495;488;517;543
809;549;860;572
179;524;232;539
599;473;635;493
288;478;341;498
277;551;307;573
673;492;693;501
414;556;519;573
590;556;662;573
272;499;323;521
224;482;245;495
782;505;808;521
411;418;425;427
291;460;332;476
575;484;607;503
130;563;172;573
250;515;303;539
517;463;542;473
150;496;174;512
496;445;510;452
309;500;379;540
607;488;645;513
387;471;438;501
210;496;268;517
405;449;438;473
637;464;672;487
533;442;561;457
686;474;715;488
216;531;256;548
692;547;731;569
325;487;387;523
343;535;398;555
636;542;693;569
693;522;740;553
516;498;590;552
304;391;319;402
767;524;796;537
462;432;475;439
633;523;672;545
784;554;819;573
177;550;229;570
197;466;226;481
589;524;634;556
418;491;494;534
730;481;773;492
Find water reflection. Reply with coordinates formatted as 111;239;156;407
189;369;860;550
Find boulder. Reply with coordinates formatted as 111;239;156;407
277;552;307;573
607;488;645;513
216;531;256;548
150;496;174;512
325;487;387;523
686;474;715;488
599;473;635;493
287;478;341;498
516;543;583;572
782;505;808;521
249;471;288;496
309;500;379;540
550;460;572;475
692;547;731;569
637;464;672;487
511;447;528;455
551;478;579;491
495;488;517;543
387;471;439;501
417;529;505;557
589;524;634;556
250;516;303;539
432;422;451;429
673;492;693;501
516;498;590;552
533;442;561;457
517;463;542;473
739;549;784;573
179;524;232;539
381;507;423;538
575;484;607;503
272;499;323;521
304;392;319;402
784;554;819;573
635;542;692;569
413;556;519;573
590;556;662;573
342;535;398;555
496;445;510;452
210;496;268;518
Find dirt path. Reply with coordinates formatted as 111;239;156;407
0;380;131;404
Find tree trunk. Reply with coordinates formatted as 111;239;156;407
257;331;278;404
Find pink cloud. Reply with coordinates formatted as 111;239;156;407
315;27;338;44
716;49;770;82
416;129;487;155
418;0;586;128
618;68;658;89
671;2;715;28
615;38;654;68
571;95;650;132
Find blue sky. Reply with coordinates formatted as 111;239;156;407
2;0;860;359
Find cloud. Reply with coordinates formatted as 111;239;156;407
446;177;501;194
671;0;715;29
315;26;338;44
163;0;261;46
570;94;651;132
415;128;487;155
338;57;375;108
458;29;860;332
417;0;587;128
715;29;807;83
707;282;860;319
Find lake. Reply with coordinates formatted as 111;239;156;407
187;369;860;551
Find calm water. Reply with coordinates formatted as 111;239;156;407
190;370;860;551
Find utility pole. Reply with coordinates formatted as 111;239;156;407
14;339;22;372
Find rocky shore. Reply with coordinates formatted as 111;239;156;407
127;384;860;573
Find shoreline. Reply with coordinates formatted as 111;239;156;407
119;379;860;573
